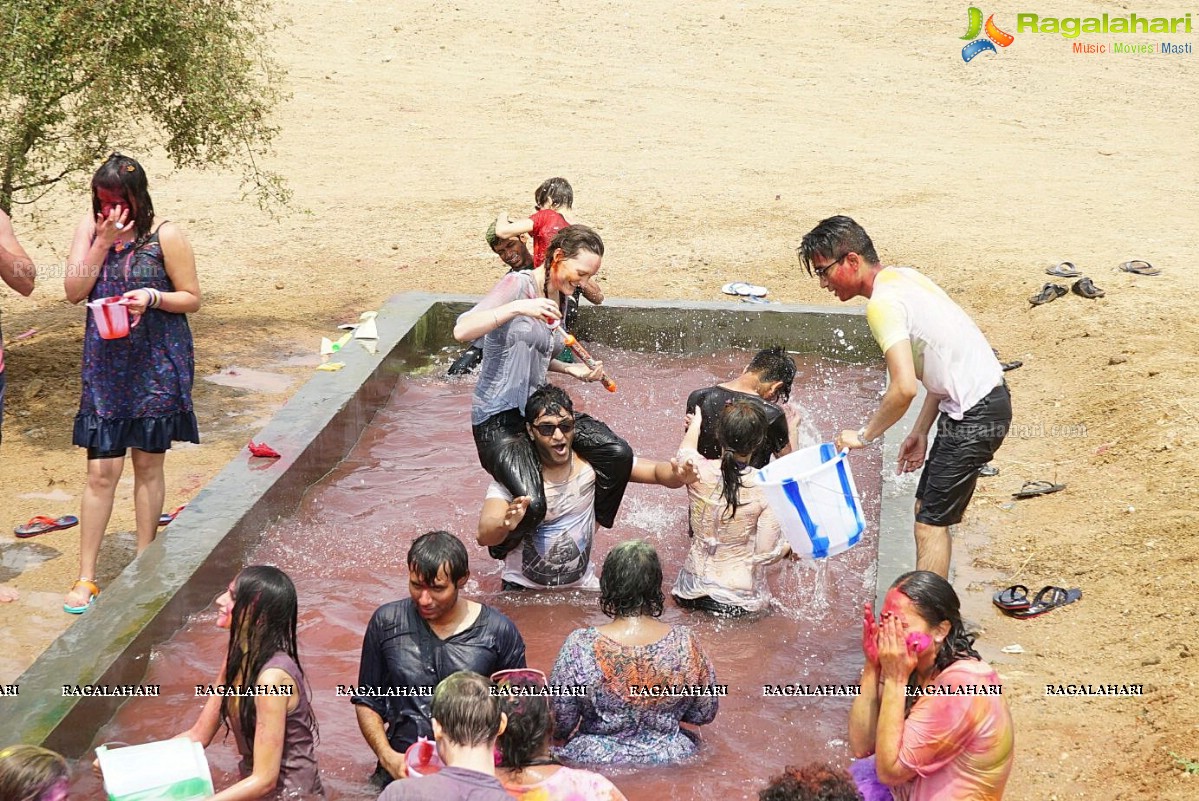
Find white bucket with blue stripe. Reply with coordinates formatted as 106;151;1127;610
756;443;865;559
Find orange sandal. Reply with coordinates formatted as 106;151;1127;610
64;579;100;614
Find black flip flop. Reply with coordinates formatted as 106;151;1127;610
1045;261;1081;278
978;464;1000;477
1012;480;1066;499
1007;586;1082;619
1118;260;1160;276
992;584;1032;612
1000;360;1023;372
1029;283;1068;306
1072;277;1105;299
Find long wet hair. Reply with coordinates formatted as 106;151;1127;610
495;687;556;772
891;570;980;705
542;224;603;313
220;566;312;744
0;745;69;801
91;153;155;240
717;399;770;521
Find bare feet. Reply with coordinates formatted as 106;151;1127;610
0;585;18;603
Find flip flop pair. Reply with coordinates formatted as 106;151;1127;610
1012;480;1066;499
1118;260;1160;276
721;282;768;298
14;515;79;539
1030;279;1105;305
992;584;1081;618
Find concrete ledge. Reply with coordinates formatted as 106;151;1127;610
9;292;887;755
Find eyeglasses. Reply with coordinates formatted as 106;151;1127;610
813;253;847;278
490;668;548;688
531;419;575;437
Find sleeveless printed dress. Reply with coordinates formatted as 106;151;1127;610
73;226;199;452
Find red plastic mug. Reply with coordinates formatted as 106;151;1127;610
88;297;130;340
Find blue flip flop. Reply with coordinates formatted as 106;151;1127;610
15;515;79;539
64;579;100;614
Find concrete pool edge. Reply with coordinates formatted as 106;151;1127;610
9;292;904;756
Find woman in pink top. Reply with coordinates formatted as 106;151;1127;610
849;571;1014;800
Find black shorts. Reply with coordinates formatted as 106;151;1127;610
915;382;1012;527
672;593;757;618
87;445;168;460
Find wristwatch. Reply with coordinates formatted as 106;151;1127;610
857;427;881;447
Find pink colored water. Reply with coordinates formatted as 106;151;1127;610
74;347;883;800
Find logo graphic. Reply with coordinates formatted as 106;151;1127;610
961;7;1015;61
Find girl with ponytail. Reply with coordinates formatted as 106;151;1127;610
671;400;792;616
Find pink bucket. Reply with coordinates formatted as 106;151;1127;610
88;297;130;340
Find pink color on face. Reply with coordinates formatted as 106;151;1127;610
881;588;918;626
96;187;129;220
906;631;932;652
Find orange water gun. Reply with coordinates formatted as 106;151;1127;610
563;334;617;392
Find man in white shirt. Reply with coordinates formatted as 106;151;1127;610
799;215;1011;578
477;384;695;589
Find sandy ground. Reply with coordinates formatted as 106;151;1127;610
2;0;1197;797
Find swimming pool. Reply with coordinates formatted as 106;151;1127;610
10;295;895;799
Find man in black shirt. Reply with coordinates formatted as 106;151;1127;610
686;347;796;469
352;531;526;786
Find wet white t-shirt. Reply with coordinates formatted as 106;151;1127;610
486;458;599;590
866;267;1002;419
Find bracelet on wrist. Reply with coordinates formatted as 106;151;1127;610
858;427;880;447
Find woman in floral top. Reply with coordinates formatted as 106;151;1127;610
549;540;719;764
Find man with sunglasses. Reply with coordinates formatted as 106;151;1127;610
685;345;796;469
477;384;696;590
799;216;1010;578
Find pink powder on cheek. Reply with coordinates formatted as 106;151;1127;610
906;631;932;652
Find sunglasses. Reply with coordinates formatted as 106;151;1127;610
813;253;847;278
531;419;575;437
490;668;548;688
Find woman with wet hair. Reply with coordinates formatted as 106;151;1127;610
672;400;791;617
492;669;627;800
848;571;1013;800
453;225;633;561
549;540;719;765
177;566;323;799
0;745;69;801
62;152;200;614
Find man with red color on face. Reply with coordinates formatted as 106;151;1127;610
352;531;526;787
798;216;1011;579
